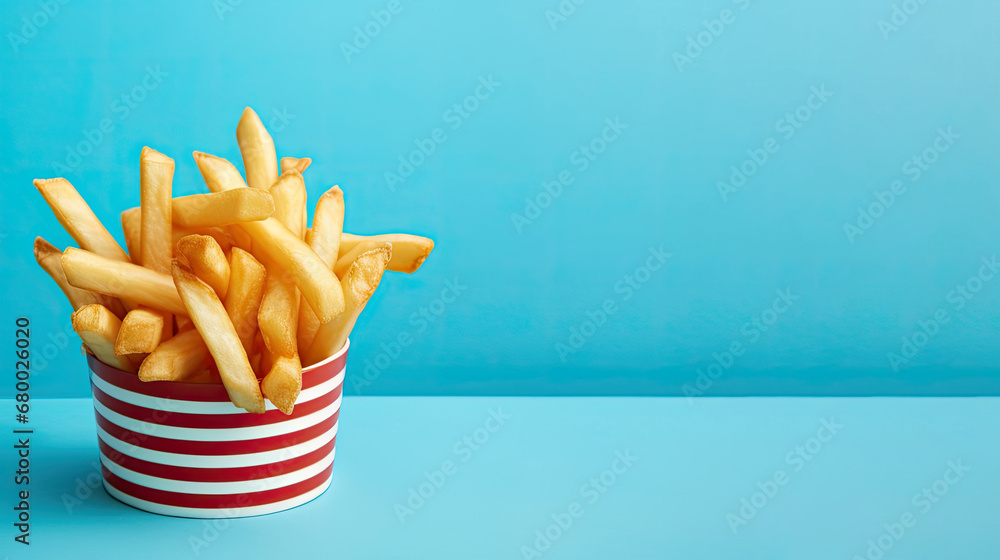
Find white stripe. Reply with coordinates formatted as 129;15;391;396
93;395;341;441
91;369;345;414
100;448;336;495
102;475;334;519
96;422;338;468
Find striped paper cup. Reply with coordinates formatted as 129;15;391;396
86;341;349;518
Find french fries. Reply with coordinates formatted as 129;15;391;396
280;156;311;174
72;304;138;373
236;107;279;191
298;187;345;352
339;233;434;274
35;237;122;314
176;235;231;300
34;107;434;414
173;261;264;413
62;248;187;315
224;248;267;357
138;329;212;382
173;189;275;228
305;244;391;366
270;171;307;239
115;307;167;356
140;146;175;337
193;151;345;323
261;354;301;415
34;178;131;264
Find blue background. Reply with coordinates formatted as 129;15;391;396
2;0;1000;398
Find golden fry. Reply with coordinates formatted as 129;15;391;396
124;207;242;258
236;107;278;191
140;147;175;335
138;329;212;382
305;244;391;365
308;187;345;267
72;304;137;373
173;189;275;228
258;274;299;358
175;235;231;300
35;237;124;314
269;171;307;239
115;307;167;356
339;233;434;274
62;248;187;315
34;178;131;264
280;156;311;174
334;241;392;279
224;248;267;357
194;151;344;323
261;353;302;415
173;261;264;413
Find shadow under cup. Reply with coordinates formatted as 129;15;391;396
85;341;349;518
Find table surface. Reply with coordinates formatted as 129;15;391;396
3;397;998;560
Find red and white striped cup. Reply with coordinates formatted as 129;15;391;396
86;341;348;518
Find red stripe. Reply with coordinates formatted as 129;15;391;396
91;381;342;429
102;464;334;509
98;438;336;483
87;351;347;401
95;409;340;455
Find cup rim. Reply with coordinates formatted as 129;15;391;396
87;339;350;387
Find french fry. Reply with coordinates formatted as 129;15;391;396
72;304;138;373
339;233;434;274
194;151;344;323
305;244;391;365
123;207;242;258
62;248;187;315
307;187;345;267
34;178;131;264
298;187;346;351
269;171;307;239
115;307;167;356
334;241;392;279
224;248;267;357
236;107;279;191
280;156;311;174
173;261;264;413
35;237;124;315
173;189;275;228
140;147;175;336
262;354;302;415
258;274;299;358
138;328;212;382
175;235;231;300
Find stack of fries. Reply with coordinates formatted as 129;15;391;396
33;108;434;414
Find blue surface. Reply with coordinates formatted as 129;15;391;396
3;1;1000;398
3;397;999;559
